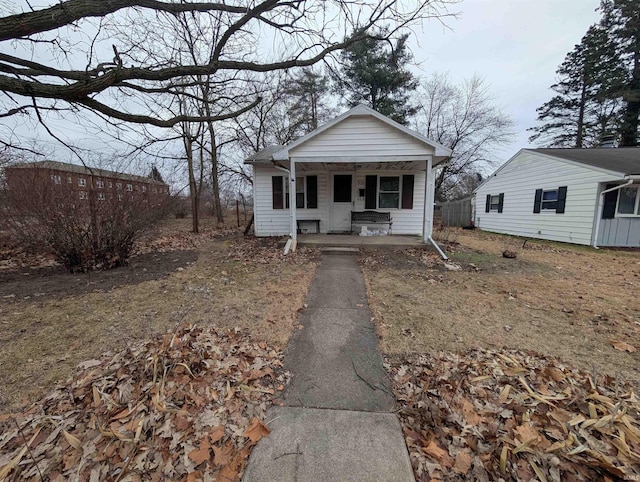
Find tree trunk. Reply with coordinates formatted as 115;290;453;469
184;135;199;234
620;41;640;147
575;82;587;148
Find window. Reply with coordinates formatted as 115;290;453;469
142;185;147;192
116;182;122;190
79;191;87;200
533;186;567;214
78;178;86;187
117;193;123;202
617;186;640;216
96;180;104;188
378;176;400;209
97;192;105;201
365;175;414;210
272;176;284;209
126;184;133;191
51;174;61;184
273;175;318;209
67;176;72;184
108;181;113;189
485;193;504;213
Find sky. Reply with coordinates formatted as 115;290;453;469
410;0;601;163
2;0;603;178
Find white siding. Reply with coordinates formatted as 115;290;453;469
354;170;426;235
598;218;640;247
253;166;291;236
289;115;433;158
474;151;605;245
254;166;330;236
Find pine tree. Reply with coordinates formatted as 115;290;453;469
149;165;165;183
528;25;624;147
283;68;333;134
335;31;418;124
600;0;640;146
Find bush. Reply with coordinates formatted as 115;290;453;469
2;170;169;272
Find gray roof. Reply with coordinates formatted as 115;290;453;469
245;145;284;162
8;160;167;185
530;148;640;175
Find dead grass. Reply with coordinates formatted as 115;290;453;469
0;226;315;413
363;229;640;386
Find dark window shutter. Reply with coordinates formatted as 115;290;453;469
365;175;377;209
272;176;283;209
533;189;543;213
602;184;617;219
485;194;491;213
498;193;504;213
401;175;414;209
556;186;567;213
306;176;317;209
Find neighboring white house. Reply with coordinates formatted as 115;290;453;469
474;148;640;247
244;105;451;245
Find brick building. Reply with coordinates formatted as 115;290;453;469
4;161;170;208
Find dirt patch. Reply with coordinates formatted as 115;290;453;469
363;230;640;386
0;231;316;413
0;250;198;302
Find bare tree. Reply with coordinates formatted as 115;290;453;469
416;74;515;201
0;1;455;131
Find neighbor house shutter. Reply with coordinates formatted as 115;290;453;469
602;184;617;219
498;193;504;213
556;186;567;213
365;175;377;209
533;189;543;213
485;194;491;213
401;175;414;209
272;176;283;209
306;175;317;209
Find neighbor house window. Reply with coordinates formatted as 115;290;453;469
79;191;87;200
142;185;147;192
51;174;61;184
117;194;123;201
97;192;105;201
96;180;104;188
116;182;122;190
67;176;72;184
365;175;414;210
108;181;113;189
485;193;504;213
533;186;567;214
126;183;133;191
617;186;640;215
78;178;86;187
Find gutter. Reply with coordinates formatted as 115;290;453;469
592;175;640;248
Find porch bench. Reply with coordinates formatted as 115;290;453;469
351;211;392;234
297;219;321;234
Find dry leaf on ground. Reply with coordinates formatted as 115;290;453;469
610;340;638;352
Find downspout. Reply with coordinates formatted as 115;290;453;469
592;176;639;248
428;236;449;260
272;162;297;253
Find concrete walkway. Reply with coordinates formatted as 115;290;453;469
243;252;414;481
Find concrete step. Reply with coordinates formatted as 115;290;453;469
319;247;360;255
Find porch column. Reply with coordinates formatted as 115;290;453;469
289;159;297;242
422;156;434;242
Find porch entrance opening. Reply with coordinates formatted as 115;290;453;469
330;173;353;232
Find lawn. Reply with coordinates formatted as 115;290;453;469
0;218;317;413
363;228;640;385
362;228;640;481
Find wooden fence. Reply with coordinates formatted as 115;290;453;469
437;196;473;227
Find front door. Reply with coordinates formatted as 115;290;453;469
330;173;353;232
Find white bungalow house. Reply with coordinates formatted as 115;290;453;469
244;105;451;251
474;148;640;247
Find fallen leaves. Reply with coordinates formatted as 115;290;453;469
0;325;289;481
610;339;638;352
387;348;640;481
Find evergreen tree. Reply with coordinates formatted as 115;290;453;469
335;31;418;124
149;165;165;183
528;25;624;147
283;68;333;134
600;0;640;146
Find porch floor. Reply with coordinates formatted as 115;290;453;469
297;234;424;248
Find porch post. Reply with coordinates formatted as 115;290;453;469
423;156;434;242
289;159;297;243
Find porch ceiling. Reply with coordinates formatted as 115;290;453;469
295;161;422;172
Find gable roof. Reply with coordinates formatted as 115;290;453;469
530;148;640;175
245;104;452;165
